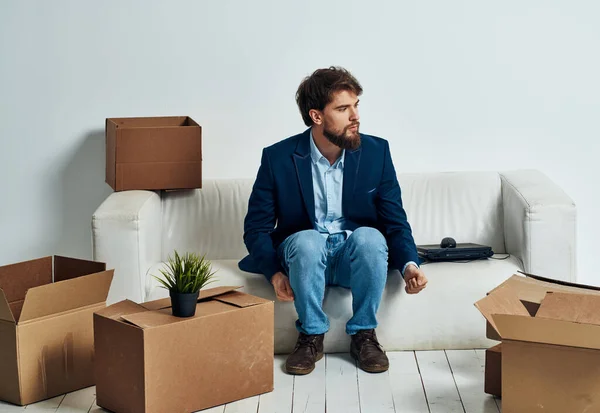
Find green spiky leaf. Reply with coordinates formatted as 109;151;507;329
152;250;217;294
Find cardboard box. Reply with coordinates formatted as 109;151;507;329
94;286;274;413
484;344;501;398
475;274;600;412
106;116;202;191
483;272;600;341
0;256;113;405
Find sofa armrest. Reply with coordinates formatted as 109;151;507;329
500;170;576;282
92;190;162;303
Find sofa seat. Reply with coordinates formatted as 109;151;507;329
145;255;522;353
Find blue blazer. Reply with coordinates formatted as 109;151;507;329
240;129;419;281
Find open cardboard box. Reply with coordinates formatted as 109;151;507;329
0;256;113;405
106;116;202;191
475;273;600;412
94;286;274;413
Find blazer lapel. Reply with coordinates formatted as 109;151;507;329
342;144;362;217
293;130;316;226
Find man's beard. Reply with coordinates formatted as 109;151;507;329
323;122;361;150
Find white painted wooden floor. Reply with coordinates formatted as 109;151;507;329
0;350;501;413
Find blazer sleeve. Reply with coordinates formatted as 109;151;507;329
243;148;284;282
375;141;420;272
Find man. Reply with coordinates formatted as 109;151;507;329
240;66;428;375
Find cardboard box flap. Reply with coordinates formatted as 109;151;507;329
493;314;600;350
0;256;52;303
9;300;23;323
19;270;114;323
122;299;240;329
475;284;531;335
120;311;179;329
215;291;271;308
108;116;190;128
491;274;600;305
519;270;600;291
0;289;15;323
536;292;600;326
142;286;243;311
199;286;242;301
96;299;148;320
141;297;172;311
54;255;106;282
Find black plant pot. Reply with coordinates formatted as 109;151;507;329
170;291;200;317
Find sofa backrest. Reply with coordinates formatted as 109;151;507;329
160;171;505;261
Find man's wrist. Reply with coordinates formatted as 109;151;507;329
401;261;419;277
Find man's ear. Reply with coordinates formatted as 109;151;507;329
309;109;323;125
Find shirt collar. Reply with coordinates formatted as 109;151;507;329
309;129;345;168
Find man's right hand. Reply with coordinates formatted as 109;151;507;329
271;272;294;302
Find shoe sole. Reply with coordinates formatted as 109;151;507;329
285;352;324;375
351;351;389;373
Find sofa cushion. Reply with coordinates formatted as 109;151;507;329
160;172;506;263
146;255;522;353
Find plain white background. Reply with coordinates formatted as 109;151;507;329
1;1;598;284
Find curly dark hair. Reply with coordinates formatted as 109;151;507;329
295;66;363;126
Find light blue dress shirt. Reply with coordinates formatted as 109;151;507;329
309;131;417;276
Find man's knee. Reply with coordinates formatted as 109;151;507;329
348;227;388;258
285;230;327;266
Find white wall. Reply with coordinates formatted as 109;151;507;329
1;1;598;284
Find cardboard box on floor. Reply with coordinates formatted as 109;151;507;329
0;256;113;406
475;273;600;412
106;116;202;191
484;343;501;398
94;286;274;413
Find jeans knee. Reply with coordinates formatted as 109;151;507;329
349;227;388;258
285;230;326;267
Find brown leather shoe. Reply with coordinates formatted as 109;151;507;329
350;329;389;373
285;332;324;375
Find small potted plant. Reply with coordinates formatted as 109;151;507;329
153;251;217;317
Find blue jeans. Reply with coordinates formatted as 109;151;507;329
277;227;389;335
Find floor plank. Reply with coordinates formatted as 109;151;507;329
416;351;463;413
387;351;429;413
292;355;325;413
257;355;293;413
325;353;360;413
357;365;395;413
14;350;507;413
86;399;104;413
196;406;224;413
24;396;65;412
474;349;486;366
0;401;26;413
223;395;259;413
55;387;95;413
446;350;499;413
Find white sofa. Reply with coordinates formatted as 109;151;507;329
92;170;576;353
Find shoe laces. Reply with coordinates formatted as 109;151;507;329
355;329;383;352
296;334;321;355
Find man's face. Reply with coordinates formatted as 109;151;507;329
321;90;361;150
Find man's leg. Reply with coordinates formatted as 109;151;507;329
279;229;329;334
330;227;390;372
278;229;328;374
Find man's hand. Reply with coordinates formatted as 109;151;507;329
271;272;295;302
403;265;428;294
